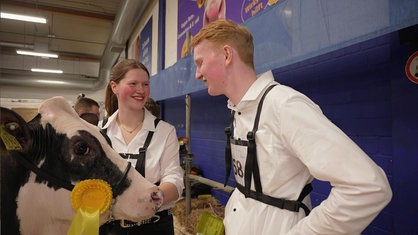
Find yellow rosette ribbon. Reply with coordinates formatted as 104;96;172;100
68;179;112;235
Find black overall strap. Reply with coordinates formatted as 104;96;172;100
136;118;161;176
101;117;108;129
224;111;235;186
236;183;312;215
224;85;275;188
297;183;313;215
100;118;112;146
225;83;313;215
244;84;276;196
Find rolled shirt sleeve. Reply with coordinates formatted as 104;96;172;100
280;95;392;235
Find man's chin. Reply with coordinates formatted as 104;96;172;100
207;89;221;97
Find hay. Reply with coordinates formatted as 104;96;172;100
173;196;225;235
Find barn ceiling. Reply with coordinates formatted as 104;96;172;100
0;0;150;90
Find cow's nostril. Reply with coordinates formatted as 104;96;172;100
151;190;164;211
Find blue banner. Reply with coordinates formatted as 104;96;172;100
140;17;153;73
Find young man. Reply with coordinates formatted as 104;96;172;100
74;96;100;125
191;19;392;234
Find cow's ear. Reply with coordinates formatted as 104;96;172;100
0;107;33;155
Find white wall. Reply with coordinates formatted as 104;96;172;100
165;0;178;68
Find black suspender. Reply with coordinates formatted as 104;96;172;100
244;84;276;197
101;117;161;177
224;112;235;187
224;84;275;188
225;84;312;215
136;118;160;176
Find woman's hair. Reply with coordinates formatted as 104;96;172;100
191;19;254;69
104;59;150;117
145;97;161;118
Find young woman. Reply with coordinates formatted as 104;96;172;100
99;59;184;235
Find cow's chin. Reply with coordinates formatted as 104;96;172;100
110;186;163;222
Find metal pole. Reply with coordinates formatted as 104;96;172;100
184;153;192;229
188;174;234;193
185;93;192;229
185;30;193;229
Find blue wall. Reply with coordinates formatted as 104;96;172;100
161;26;418;234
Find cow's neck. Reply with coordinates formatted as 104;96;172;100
1;154;31;235
17;175;74;235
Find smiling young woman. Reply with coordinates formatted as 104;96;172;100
99;59;184;235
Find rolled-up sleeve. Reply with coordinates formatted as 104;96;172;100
281;96;392;235
158;124;185;198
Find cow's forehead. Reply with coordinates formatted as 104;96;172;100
38;96;98;137
38;96;128;173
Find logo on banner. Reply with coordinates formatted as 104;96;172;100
405;51;418;84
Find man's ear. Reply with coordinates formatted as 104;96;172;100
223;45;233;65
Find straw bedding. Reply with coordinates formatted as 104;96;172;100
173;196;225;235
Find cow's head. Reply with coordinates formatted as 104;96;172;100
1;96;163;235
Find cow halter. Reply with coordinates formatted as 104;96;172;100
11;150;132;196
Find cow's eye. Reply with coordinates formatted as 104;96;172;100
74;141;90;156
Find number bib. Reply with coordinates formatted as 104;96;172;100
230;140;255;191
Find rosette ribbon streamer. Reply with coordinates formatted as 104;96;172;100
68;179;112;235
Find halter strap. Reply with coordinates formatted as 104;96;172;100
11;150;132;198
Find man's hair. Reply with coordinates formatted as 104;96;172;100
74;97;99;115
191;19;254;69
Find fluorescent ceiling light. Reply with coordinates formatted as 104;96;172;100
17;50;58;58
1;12;46;24
36;80;66;84
31;68;63;74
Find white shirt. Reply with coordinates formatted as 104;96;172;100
224;71;392;234
100;108;184;211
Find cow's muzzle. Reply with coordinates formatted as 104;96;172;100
151;190;164;211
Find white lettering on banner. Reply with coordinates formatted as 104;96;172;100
178;15;200;40
142;37;150;50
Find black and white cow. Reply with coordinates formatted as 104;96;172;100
0;96;163;235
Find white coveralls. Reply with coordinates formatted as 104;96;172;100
223;71;392;235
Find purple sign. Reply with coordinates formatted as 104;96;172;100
177;0;278;60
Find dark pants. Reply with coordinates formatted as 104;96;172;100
99;210;174;235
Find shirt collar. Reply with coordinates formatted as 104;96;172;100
101;110;118;129
227;70;275;110
142;108;157;131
